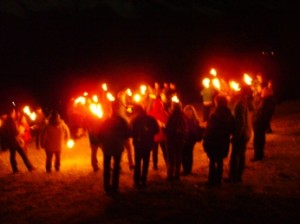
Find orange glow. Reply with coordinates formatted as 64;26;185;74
243;73;253;85
30;112;37;121
149;94;156;99
133;93;141;103
23;106;31;115
83;92;88;96
210;68;217;76
74;96;86;105
126;106;133;113
92;95;98;103
171;95;180;103
229;81;241;92
106;92;115;102
202;78;210;88
212;78;221;90
67;139;75;149
23;106;36;121
126;88;132;96
140;85;147;95
102;83;108;92
89;103;104;118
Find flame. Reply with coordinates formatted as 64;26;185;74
149;94;156;99
126;88;132;96
89;103;104;118
92;95;98;103
74;96;86;105
126;106;133;113
210;68;217;76
171;95;180;103
229;81;241;92
106;92;115;101
212;78;221;90
67;139;75;149
30;112;37;121
83;92;88;96
133;94;141;103
102;83;108;92
23;106;31;115
243;73;253;85
140;85;147;95
23;106;37;121
202;78;210;88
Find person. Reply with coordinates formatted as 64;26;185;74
98;101;131;194
252;89;271;161
203;95;234;186
227;87;253;182
148;96;169;170
165;102;188;181
182;104;203;175
41;110;70;172
200;81;214;122
86;116;102;172
1;107;35;173
31;106;46;149
130;105;159;188
17;113;32;153
261;80;276;133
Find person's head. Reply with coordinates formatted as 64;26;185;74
183;104;198;120
49;110;60;124
214;95;228;108
171;102;182;113
133;105;145;116
110;100;122;115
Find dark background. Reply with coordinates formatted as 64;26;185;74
0;0;299;111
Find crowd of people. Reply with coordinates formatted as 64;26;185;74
0;77;276;194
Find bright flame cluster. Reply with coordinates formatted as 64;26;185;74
202;68;256;95
23;106;37;121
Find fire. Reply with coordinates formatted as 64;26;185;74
106;92;115;102
102;83;108;92
133;93;141;103
149;94;156;99
74;96;86;105
243;73;253;85
67;139;75;149
29;112;37;121
202;78;210;88
212;78;221;90
83;92;88;96
89;103;104;118
229;81;241;92
140;85;147;95
210;68;217;76
92;95;98;103
23;106;31;115
171;95;180;103
23;106;37;121
126;88;132;96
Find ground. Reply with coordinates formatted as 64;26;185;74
1;101;300;224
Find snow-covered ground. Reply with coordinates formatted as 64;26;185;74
1;101;300;223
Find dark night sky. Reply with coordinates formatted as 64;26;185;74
0;0;299;110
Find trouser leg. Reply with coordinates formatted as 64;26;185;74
112;155;121;191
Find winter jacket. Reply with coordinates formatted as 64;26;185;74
148;99;169;142
41;119;70;152
99;114;131;156
203;106;234;159
131;113;159;150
